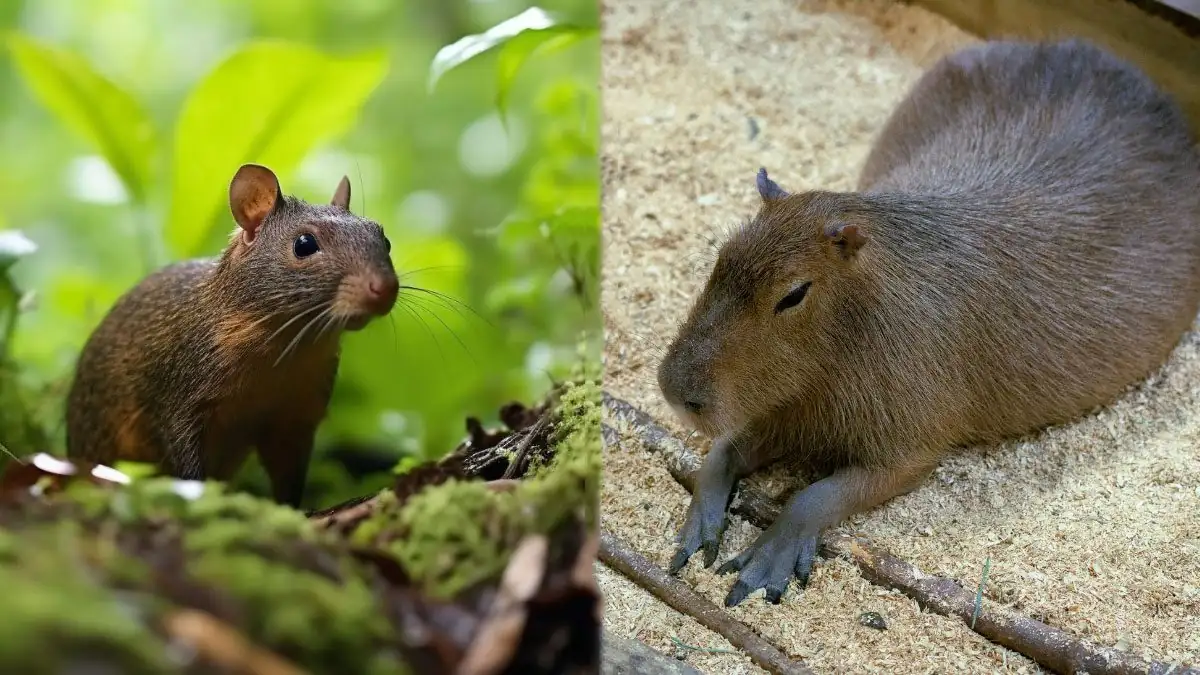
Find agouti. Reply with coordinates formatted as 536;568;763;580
658;39;1200;606
65;164;399;507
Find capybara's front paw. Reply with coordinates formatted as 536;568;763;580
717;528;819;606
668;492;729;574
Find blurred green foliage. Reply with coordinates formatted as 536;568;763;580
0;0;600;507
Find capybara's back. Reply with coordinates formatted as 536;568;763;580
858;38;1200;445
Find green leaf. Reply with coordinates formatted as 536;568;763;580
495;26;596;119
166;41;389;258
428;6;560;93
6;33;158;203
546;206;599;307
0;230;34;355
114;461;158;480
0;230;37;275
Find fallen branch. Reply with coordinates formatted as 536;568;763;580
602;391;1198;675
599;530;814;675
310;478;521;531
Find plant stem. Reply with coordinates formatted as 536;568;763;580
0;275;19;357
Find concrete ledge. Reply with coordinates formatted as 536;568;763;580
907;0;1200;128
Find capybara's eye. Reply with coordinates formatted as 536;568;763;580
293;233;320;258
774;282;812;314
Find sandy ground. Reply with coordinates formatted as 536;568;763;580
598;1;1200;673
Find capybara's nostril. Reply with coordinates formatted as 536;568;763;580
684;399;705;414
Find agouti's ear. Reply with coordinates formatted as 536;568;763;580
331;175;352;211
229;164;283;243
824;222;868;260
756;167;789;202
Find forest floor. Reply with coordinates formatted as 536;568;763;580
0;378;601;674
598;1;1200;673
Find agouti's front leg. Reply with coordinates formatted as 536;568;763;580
717;458;938;606
164;422;206;481
257;425;316;508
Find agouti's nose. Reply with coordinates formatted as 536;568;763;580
366;274;399;311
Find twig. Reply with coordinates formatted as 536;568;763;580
599;530;815;675
161;609;308;675
308;494;378;529
310;478;522;529
670;635;736;654
0;439;24;463
485;477;522;492
502;413;551;479
602;391;1198;675
461;404;552;478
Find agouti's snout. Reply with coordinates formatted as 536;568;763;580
337;268;399;331
364;272;399;315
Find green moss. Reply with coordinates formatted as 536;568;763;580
391;377;601;598
188;550;393;672
67;478;319;548
367;655;415;675
350;488;399;547
568;337;603;383
180;484;318;552
7;479;406;673
390;478;518;597
0;522;171;675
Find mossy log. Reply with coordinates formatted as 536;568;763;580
0;378;602;675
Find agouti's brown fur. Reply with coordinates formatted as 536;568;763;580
659;39;1200;606
65;164;399;507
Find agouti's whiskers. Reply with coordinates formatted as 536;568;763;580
314;309;344;343
397;266;464;281
387;314;399;354
394;300;445;363
399;290;470;323
274;305;334;367
264;303;328;348
399;285;491;327
399;296;476;365
239;288;326;337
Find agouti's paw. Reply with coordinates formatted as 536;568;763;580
667;493;728;574
717;528;819;606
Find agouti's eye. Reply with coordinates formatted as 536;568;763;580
293;233;320;258
383;236;391;253
774;282;812;314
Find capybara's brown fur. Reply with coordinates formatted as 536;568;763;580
658;39;1200;606
65;165;399;507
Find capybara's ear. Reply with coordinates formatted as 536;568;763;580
756;167;789;201
824;222;868;260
